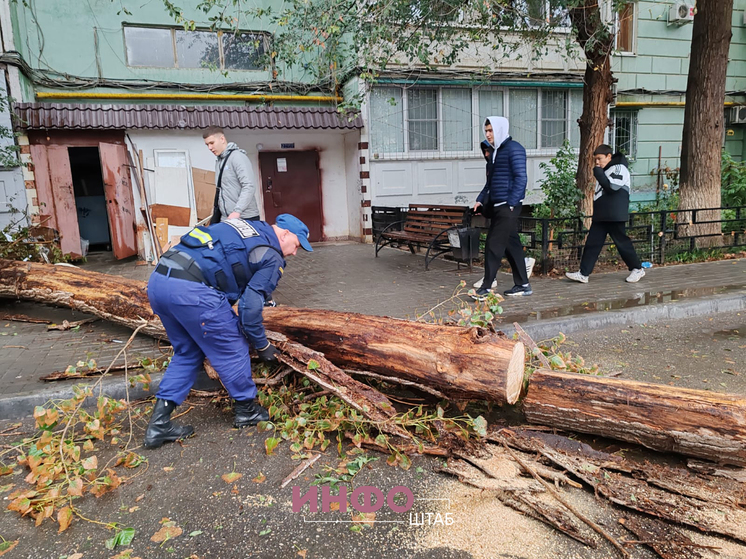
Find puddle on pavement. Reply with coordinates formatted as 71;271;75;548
501;284;746;323
713;327;745;340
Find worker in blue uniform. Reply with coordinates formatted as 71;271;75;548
143;213;313;449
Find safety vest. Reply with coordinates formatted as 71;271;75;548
176;219;284;302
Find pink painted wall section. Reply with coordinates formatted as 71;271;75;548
99;142;137;259
46;146;82;258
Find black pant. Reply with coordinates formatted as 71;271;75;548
579;221;642;276
483;205;528;288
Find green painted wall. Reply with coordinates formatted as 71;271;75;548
615;0;746;201
9;0;328;101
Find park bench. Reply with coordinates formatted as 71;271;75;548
374;204;473;270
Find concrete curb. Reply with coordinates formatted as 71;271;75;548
0;373;164;421
503;290;746;341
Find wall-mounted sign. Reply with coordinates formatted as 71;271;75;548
277;158;288;172
281;143;295;149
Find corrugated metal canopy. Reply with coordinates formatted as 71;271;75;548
13;102;363;131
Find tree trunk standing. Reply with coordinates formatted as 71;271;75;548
569;1;615;222
678;0;734;248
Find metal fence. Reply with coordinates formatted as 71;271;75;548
519;205;746;274
373;205;746;275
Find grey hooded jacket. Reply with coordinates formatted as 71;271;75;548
215;142;260;220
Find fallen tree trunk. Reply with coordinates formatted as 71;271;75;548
263;307;524;404
0;260;404;433
524;369;746;466
0;259;524;405
0;260;163;338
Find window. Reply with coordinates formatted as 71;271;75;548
124;27;174;68
570;89;583;148
478;89;504;123
407;89;438;151
369;85;583;156
616;3;635;53
175;30;219;69
611;110;638;159
509;89;538;149
124;26;267;70
541;90;567;148
223;32;266;70
441;88;472;151
494;0;570;27
370;88;404;154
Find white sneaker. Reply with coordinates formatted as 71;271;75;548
565;271;589;284
625;268;646;283
525;257;535;279
473;278;498;289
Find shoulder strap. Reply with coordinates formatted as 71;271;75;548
217;150;233;189
211;150;234;224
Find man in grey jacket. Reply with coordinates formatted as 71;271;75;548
203;127;260;223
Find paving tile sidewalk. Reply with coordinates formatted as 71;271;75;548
0;245;744;405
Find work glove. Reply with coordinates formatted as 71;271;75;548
257;343;279;364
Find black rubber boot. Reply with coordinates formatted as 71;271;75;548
143;399;194;449
234;399;270;428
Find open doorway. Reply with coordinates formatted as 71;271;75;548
69;147;111;253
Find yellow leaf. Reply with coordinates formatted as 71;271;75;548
163;466;174;472
68;477;84;497
68;554;83;559
57;506;73;533
151;524;183;543
221;472;242;484
252;473;266;483
351;512;375;527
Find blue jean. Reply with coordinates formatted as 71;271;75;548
148;271;257;404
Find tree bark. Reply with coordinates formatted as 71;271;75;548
678;0;734;247
569;0;615;220
523;369;746;466
263;307;525;404
0;259;524;404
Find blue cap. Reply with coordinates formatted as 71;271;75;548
276;214;313;252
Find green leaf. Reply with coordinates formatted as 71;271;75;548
307;359;320;371
549;355;566;369
471;415;488;437
259;528;272;536
265;437;280;455
375;434;388;447
105;527;135;550
189;530;203;537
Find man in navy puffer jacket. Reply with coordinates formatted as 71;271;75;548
472;116;532;299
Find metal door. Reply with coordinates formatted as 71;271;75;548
99;142;137;259
259;151;323;242
46;146;82;257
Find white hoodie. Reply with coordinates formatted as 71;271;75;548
485;116;510;162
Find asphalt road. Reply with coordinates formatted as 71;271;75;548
1;311;745;559
565;309;746;394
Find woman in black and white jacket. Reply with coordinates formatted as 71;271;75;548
566;144;645;284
